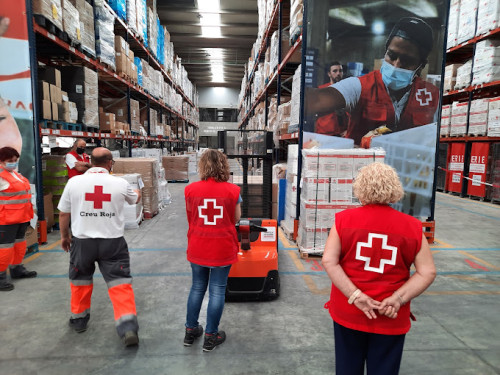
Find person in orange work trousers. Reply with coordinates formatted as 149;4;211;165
0;146;37;291
58;147;142;346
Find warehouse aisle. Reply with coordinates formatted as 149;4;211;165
0;186;499;375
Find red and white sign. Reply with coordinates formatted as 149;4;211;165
355;233;398;274
467;142;490;197
446;142;465;193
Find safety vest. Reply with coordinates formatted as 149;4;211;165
185;178;240;267
0;168;33;225
327;204;422;335
315;82;349;136
67;150;90;179
346;70;439;145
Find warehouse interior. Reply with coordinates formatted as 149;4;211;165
0;0;499;374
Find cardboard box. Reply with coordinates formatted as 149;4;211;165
44;193;55;229
39;66;62;88
40;81;51;101
42;100;52;120
61;90;69;102
58;101;71;122
162;156;189;181
51;102;59;121
25;225;38;247
99;112;116;131
50;84;62;104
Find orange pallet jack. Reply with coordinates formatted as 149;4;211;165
218;130;280;301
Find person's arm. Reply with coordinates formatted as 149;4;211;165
73;161;91;172
234;203;241;223
306;87;346;117
379;233;436;319
59;212;71;252
0;17;9;37
123;182;140;205
321;225;382;319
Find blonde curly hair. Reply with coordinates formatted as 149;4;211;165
353;162;404;205
198;149;230;182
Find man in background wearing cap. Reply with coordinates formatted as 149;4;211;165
306;17;439;146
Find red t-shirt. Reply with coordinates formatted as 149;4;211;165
327;204;422;335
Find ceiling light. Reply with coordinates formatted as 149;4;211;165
205;48;224;59
372;20;385;35
202;26;221;38
198;0;220;12
200;13;221;26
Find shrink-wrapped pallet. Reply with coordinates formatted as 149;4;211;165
33;0;63;31
69;0;95;57
95;2;116;70
161;156;189;181
109;0;127;21
62;0;81;44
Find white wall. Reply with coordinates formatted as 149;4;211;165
198;87;240;108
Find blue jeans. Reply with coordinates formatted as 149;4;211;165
186;263;231;334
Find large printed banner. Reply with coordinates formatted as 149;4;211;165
304;0;448;218
0;0;35;182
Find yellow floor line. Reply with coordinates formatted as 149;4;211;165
287;249;305;271
302;275;330;295
459;250;500;271
431;239;454;249
39;239;61;251
24;253;42;264
278;228;297;249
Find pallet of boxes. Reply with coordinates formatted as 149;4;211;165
162;155;189;183
41;155;68;230
113;173;144;228
113;158;159;219
296;148;385;258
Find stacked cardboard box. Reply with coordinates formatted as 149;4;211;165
289;65;301;132
69;0;96;57
468;98;489;136
476;0;500;36
457;0;478;44
472;39;500;86
114;173;144;229
456;60;473;89
447;0;460;49
289;0;303;42
450;101;468;136
277;102;291;135
113;158;159;216
440;104;451;137
95;2;116;70
162;156;189;181
33;0;63;30
61;0;81;45
444;64;462;92
60;66;99;127
126;0;137;33
488;97;500;136
99;107;116;132
42;155;68;226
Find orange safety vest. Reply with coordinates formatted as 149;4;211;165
0;168;34;225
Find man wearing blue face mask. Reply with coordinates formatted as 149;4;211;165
306;17;439;146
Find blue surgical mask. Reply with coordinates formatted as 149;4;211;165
380;60;418;91
4;162;18;171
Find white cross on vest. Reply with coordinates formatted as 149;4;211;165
198;198;223;225
416;88;432;106
355;233;398;274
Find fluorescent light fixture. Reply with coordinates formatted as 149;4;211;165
200;13;221;26
211;62;224;82
372;20;385;35
198;0;220;12
202;26;221;38
328;7;366;26
205;48;224;59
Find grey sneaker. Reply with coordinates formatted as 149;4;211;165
184;325;203;346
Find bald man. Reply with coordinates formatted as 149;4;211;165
65;139;91;179
58;147;141;346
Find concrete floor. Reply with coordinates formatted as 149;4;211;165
1;182;499;375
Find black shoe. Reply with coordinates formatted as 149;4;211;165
10;264;37;279
184;325;203;347
122;330;139;347
68;314;90;333
0;282;14;291
203;330;226;352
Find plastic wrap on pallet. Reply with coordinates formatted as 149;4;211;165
289;0;303;43
157;19;165;66
134;57;143;86
108;0;126;21
125;0;137;33
95;2;116;70
62;0;81;44
33;0;63;31
136;0;147;45
69;0;96;57
289;65;301;128
457;0;478;44
447;0;460;49
147;7;158;58
476;0;500;36
440;104;451;137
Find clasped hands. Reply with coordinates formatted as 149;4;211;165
352;292;402;320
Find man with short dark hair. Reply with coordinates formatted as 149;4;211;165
65;139;91;179
58;147;142;347
307;17;439;146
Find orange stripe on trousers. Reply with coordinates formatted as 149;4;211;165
70;283;93;314
108;284;137;321
0;246;14;272
12;240;27;264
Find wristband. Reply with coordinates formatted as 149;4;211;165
348;289;361;304
395;292;405;305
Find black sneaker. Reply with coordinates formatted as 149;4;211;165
122;331;139;347
10;264;37;279
68;314;90;333
203;330;226;352
0;281;14;291
184;325;203;346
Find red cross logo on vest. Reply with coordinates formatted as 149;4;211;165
416;88;432;106
85;185;111;209
355;233;398;274
198;198;223;225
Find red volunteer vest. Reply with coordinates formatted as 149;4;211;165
346;70;439;145
0;168;34;225
67;150;90;179
315;82;349;136
328;204;422;335
185;178;240;267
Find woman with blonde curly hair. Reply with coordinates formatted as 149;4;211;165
322;162;436;375
183;149;241;352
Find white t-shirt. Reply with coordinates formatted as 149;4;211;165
57;167;138;239
65;153;78;170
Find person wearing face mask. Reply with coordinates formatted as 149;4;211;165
0;146;37;291
306;17;439;146
57;147;141;346
65;139;91;179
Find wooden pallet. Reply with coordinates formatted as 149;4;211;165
299;249;323;259
280;222;294;241
41;120;83;131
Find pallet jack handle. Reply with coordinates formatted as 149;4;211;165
236;220;267;251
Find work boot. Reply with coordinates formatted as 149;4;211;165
117;317;139;347
203;330;226;352
10;264;37;279
0;271;14;291
69;314;90;333
184;325;203;346
122;330;139;347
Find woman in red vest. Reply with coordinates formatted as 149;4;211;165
322;162;436;375
184;149;241;352
0;146;36;291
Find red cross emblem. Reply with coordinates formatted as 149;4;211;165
85;185;111;209
198;199;223;225
416;88;432;106
355;233;398;274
